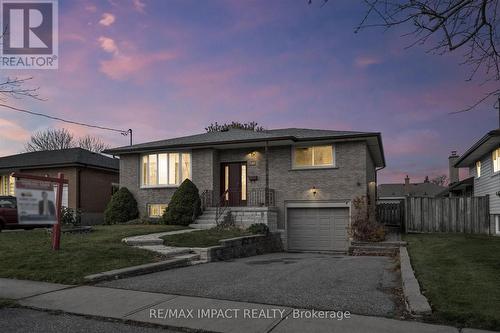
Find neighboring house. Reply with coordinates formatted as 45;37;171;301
437;151;474;197
378;175;445;203
454;129;500;235
0;148;119;224
105;128;385;252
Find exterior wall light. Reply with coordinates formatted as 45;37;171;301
311;186;317;196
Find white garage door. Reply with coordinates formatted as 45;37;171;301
287;207;349;252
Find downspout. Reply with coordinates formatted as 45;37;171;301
265;141;269;206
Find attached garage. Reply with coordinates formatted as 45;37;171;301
287;206;349;252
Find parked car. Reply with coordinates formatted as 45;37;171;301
0;196;52;231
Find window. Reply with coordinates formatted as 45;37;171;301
148;204;167;218
476;160;481;177
293;145;334;168
493;148;500;173
0;175;15;196
496;215;500;235
241;164;247;201
141;152;191;187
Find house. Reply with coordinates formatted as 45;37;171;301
0;148;119;224
105;128;385;252
436;151;474;197
454;129;500;235
378;175;445;203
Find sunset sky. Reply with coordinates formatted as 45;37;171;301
0;0;498;183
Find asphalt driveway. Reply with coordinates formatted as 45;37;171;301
99;253;402;317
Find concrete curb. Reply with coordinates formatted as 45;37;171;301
84;255;197;282
399;246;432;315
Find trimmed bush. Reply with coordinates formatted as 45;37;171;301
247;223;269;235
104;187;139;224
162;179;201;226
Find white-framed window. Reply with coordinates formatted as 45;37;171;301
0;175;15;196
495;215;500;235
476;160;481;178
148;204;167;218
493;148;500;173
292;145;334;169
141;152;191;187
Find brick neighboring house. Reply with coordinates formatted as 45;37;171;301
0;148;119;225
454;129;500;235
105;128;385;252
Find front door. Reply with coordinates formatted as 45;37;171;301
221;162;247;206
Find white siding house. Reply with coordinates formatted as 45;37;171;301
456;129;500;235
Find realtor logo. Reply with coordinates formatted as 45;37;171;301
0;0;58;69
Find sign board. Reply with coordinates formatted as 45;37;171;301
15;177;57;225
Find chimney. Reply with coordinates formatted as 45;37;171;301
404;175;410;195
449;151;459;185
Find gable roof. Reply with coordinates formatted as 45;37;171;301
455;129;500;167
378;182;446;198
0;148;119;172
104;127;385;167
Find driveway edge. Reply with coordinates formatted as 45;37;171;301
399;246;432;315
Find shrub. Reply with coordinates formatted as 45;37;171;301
61;207;82;226
247;223;269;235
104;187;139;224
351;196;385;242
161;179;201;226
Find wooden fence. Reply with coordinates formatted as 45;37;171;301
405;196;490;234
377;201;404;227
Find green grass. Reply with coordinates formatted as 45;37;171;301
0;224;186;284
162;228;251;247
404;233;500;331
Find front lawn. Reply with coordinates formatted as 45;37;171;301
162;228;251;247
404;233;500;331
0;224;186;284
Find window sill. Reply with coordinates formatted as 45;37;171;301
289;166;338;171
140;185;179;189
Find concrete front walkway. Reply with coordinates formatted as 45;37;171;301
0;278;494;333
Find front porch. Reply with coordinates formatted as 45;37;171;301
200;188;276;209
189;188;277;230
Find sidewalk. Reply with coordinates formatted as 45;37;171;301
0;278;494;333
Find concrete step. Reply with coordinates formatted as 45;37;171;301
137;246;192;257
189;223;216;229
194;219;217;224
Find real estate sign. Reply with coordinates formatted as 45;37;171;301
15;177;57;225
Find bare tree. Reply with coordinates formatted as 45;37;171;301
0;76;42;102
205;121;265;132
430;174;448;186
25;128;75;152
355;0;499;111
24;128;110;153
78;135;110;153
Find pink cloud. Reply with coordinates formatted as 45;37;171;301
99;51;177;80
132;0;146;13
98;36;119;54
0;118;30;144
354;55;381;68
99;13;116;26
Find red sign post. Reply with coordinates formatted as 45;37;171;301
11;172;68;251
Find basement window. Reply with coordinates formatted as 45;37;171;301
148;204;167;218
